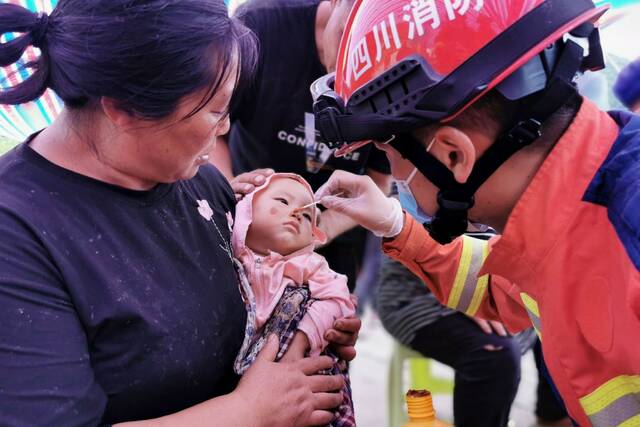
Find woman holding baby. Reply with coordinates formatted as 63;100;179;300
0;1;358;426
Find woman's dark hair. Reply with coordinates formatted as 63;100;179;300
0;0;257;120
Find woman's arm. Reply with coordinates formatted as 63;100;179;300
118;337;343;427
0;214;110;426
118;393;250;427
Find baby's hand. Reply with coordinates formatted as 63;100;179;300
280;332;310;363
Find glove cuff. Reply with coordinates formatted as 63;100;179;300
374;197;404;238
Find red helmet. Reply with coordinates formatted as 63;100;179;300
313;0;608;243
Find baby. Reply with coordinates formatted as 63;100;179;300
232;173;356;426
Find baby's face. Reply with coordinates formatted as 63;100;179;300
245;178;316;256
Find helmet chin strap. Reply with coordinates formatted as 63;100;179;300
390;134;476;244
390;40;585;244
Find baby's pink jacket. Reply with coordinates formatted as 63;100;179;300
232;173;356;355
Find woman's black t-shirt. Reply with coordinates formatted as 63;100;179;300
0;142;247;425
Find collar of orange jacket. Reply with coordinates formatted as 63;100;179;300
479;98;620;282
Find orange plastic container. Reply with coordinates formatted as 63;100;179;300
403;390;453;427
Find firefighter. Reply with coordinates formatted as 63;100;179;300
312;0;640;425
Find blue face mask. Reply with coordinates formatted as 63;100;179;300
396;167;493;232
395;168;433;225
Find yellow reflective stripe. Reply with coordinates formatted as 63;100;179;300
619;414;640;427
580;376;640;415
447;236;473;309
520;292;540;318
466;243;489;316
520;292;543;340
448;237;490;314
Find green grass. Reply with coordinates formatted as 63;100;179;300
0;136;18;155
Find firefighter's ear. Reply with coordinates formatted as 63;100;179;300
428;126;476;184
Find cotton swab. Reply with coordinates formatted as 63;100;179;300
292;192;344;214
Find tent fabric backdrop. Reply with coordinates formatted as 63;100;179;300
0;0;60;142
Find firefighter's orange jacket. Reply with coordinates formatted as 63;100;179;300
383;100;640;426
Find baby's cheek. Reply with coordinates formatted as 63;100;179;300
269;207;279;216
304;225;314;242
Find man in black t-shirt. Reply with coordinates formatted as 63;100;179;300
213;0;391;291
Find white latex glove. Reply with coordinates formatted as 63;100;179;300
315;171;404;238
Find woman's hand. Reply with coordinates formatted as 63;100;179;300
230;169;274;201
325;295;361;362
280;332;310;363
235;335;344;427
117;336;341;427
315;171;404;238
